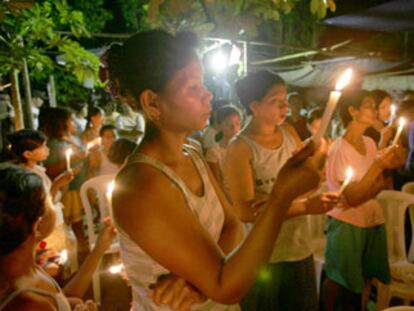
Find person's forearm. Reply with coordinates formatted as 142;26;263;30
63;246;105;298
200;193;291;304
344;161;383;206
285;199;306;218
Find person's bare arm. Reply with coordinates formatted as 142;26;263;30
224;139;259;223
113;144;320;304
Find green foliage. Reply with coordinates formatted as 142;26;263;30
0;0;109;104
68;0;112;33
143;0;336;38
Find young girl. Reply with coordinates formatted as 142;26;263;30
224;70;338;311
89;125;118;177
0;165;116;311
42;107;89;256
323;90;406;311
106;29;328;311
7;129;75;272
81;106;104;146
205;105;242;185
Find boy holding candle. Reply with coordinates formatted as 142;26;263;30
323;90;406;311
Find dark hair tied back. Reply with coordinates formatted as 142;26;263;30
106;29;199;110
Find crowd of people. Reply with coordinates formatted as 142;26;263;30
1;28;414;311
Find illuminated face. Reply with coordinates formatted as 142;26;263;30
158;57;213;132
377;97;391;123
254;83;289;126
101;129;117;150
354;96;377;126
66;116;77;135
91;112;104;128
220;113;241;140
27;142;49;162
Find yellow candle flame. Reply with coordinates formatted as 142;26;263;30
109;264;123;274
335;68;353;91
345;166;354;183
65;148;72;158
390;104;396;117
399;117;406;128
86;142;93;151
107;181;115;196
59;249;68;264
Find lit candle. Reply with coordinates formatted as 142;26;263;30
391;117;406;146
338;166;354;194
313;68;353;145
65;148;72;171
106;181;115;218
58;249;68;265
109;263;124;274
389;104;397;124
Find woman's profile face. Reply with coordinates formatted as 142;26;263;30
255;83;289;126
220;113;241;140
353;95;377;126
91;112;104;128
378;96;391;122
157;57;213;132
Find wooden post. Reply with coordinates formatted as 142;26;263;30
22;57;34;129
47;74;57;107
10;69;24;130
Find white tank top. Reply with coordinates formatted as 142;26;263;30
116;145;240;311
0;267;71;311
239;126;312;263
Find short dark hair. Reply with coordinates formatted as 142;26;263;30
99;124;116;137
105;30;199;110
40;107;72;139
370;90;390;109
338;89;372;127
307;108;323;124
107;139;137;166
216;105;242;124
7;130;47;163
235;70;285;115
0;164;45;256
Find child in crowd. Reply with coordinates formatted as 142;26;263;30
0;164;116;311
307;107;323;138
107;138;137;168
105;29;329;311
7;129;76;275
205;105;242;186
323;90;406;311
364;90;392;145
225;70;338;311
81;106;104;145
89;125;118;177
41;107;89;257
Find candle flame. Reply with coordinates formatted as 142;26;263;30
345;166;354;183
109;264;123;274
59;249;68;264
107;181;115;195
65;148;72;157
335;68;353;91
399;117;406;127
390;104;396;116
86;142;93;151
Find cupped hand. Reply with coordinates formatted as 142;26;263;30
305;192;339;214
94;217;117;253
376;145;407;170
149;274;206;311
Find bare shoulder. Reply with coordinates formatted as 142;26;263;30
227;135;252;159
281;123;303;148
3;292;57;311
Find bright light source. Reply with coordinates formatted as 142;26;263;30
210;52;228;74
229;45;241;66
109;264;123;274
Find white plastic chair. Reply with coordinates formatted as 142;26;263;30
372;190;414;310
80;173;118;304
309;213;327;297
402;182;414;262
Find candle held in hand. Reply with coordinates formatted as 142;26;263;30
313;68;353;145
106;180;115;218
391;117;406;146
65;148;72;171
389;104;397;124
338;166;354;194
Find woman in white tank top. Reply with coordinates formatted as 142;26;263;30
225;71;339;311
105;30;331;311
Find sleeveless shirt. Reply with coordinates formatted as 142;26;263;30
115;145;240;311
0;267;71;311
239;126;312;263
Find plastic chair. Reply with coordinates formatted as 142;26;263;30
309;213;327;297
80;173;118;304
402;182;414;262
372;190;414;310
